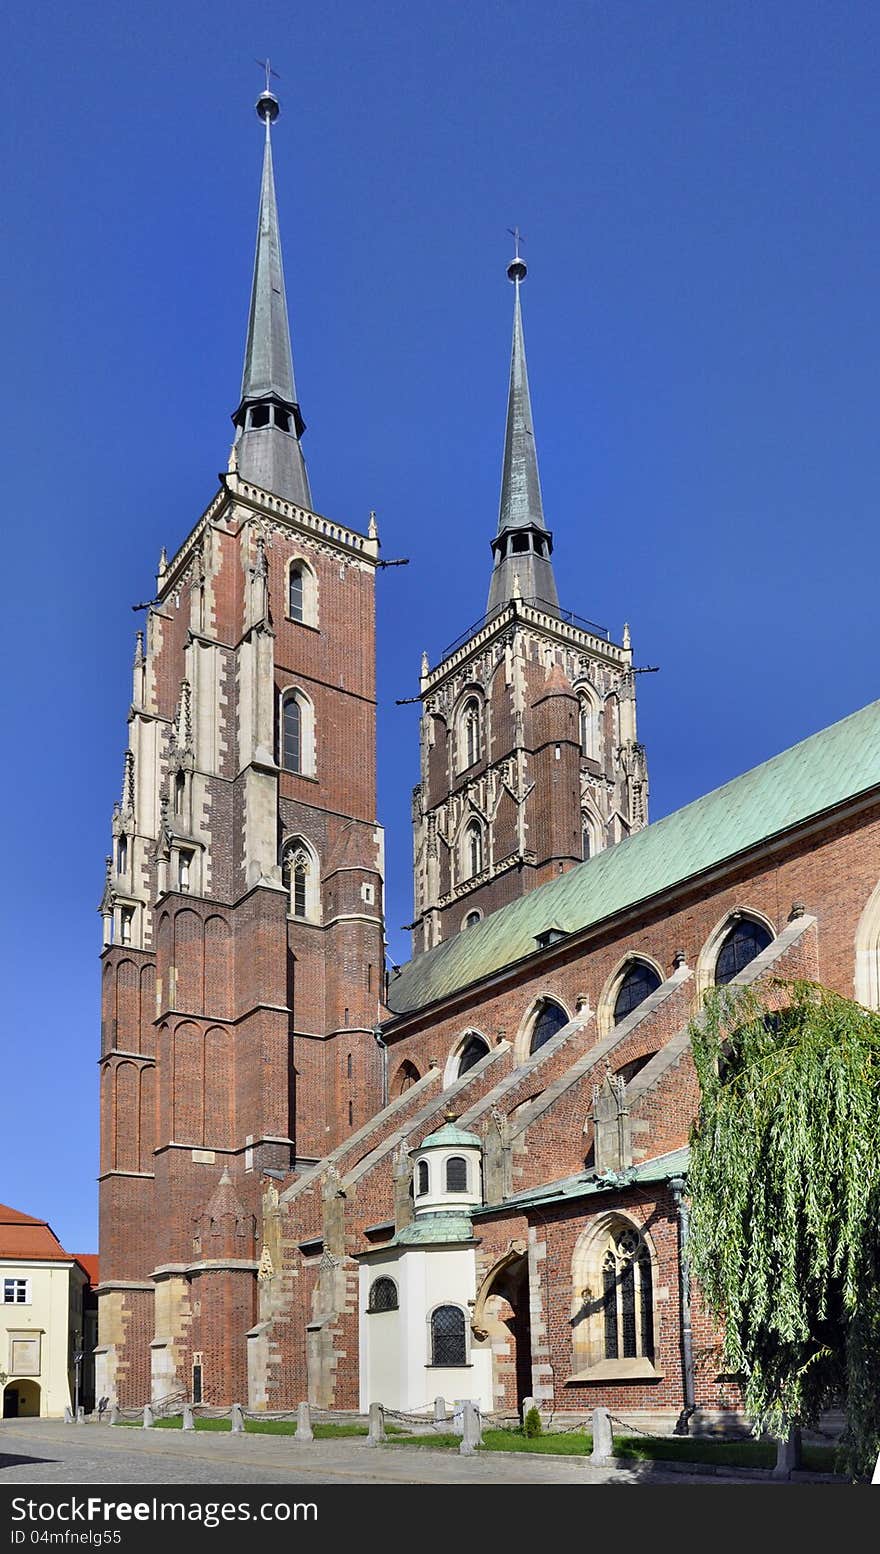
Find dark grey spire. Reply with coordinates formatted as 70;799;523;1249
232;89;312;507
486;249;560;618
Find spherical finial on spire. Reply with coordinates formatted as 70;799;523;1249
256;89;280;124
507;255;527;284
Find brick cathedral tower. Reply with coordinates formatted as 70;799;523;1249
410;244;649;954
96;85;386;1407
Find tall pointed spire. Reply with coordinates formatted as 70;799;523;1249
486;242;560;618
231;86;312;508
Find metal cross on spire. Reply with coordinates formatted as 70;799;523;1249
255;57;281;92
507;225;525;260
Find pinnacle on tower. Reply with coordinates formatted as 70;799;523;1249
486;242;560;619
231;86;312;508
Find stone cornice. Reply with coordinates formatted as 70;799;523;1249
423;602;626;692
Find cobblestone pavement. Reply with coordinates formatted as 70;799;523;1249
0;1420;756;1487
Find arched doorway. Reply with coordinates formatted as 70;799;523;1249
3;1381;40;1418
473;1249;532;1416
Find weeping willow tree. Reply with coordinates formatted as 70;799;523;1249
687;978;880;1479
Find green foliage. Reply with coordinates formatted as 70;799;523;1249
687;978;880;1480
523;1405;543;1437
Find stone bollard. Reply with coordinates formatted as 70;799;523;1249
367;1402;386;1446
295;1402;314;1442
433;1396;447;1424
76;1406;85;1423
64;1406;73;1424
589;1407;614;1465
109;1404;120;1426
143;1405;154;1429
459;1401;482;1457
183;1403;195;1431
231;1403;244;1434
772;1426;802;1480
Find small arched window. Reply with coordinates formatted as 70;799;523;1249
465;820;484;880
282;695;302;773
579;696;597;759
456;1033;489;1077
368;1277;398;1313
715;919;773;986
463;910;481;930
613;962;662;1026
417;1159;429;1196
431;1305;467;1367
116;834;128;874
528;998;569;1054
582;818;595;861
463;698;481;768
288;564;304;621
174;770;186;816
445;1156;468;1193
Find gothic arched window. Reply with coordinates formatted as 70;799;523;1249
465;820;484;880
417;1159;429;1196
579;695;597;759
445;1156;468;1193
613;961;662;1026
600;1226;654;1362
528;998;569;1054
456;1032;489;1077
286;559;317;627
368;1277;399;1313
116;834;128;874
288;564;304;621
431;1305;467;1367
281;839;317;921
282;695;302;773
463;698;481;768
715;919;773;986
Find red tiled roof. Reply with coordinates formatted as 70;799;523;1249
74;1254;99;1288
0;1203;71;1263
0;1203;45;1227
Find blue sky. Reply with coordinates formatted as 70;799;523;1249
3;1;880;1251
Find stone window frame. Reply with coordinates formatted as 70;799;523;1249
596;953;666;1039
285;555;319;630
513;992;572;1065
695;907;777;998
443;1028;491;1087
462;818;485;881
567;1212;663;1384
575;681;600;761
278;686;317;779
453;687;486;776
280;836;321;923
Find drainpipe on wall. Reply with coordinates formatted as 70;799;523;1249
372;1025;388;1108
669;1175;696;1434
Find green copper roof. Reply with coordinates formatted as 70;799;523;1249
387;1211;477;1248
420;1121;482;1150
472;1147;689;1219
387;699;880;1017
